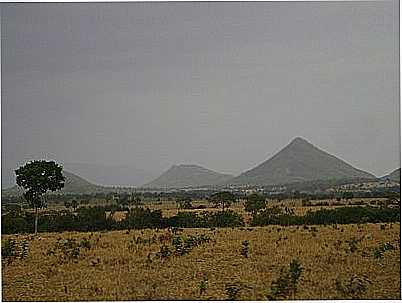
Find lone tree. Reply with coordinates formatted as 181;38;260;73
64;200;72;210
71;199;79;211
133;196;143;206
176;197;193;210
209;191;237;211
15;160;65;234
244;193;267;215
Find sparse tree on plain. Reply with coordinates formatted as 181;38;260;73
71;199;79;211
176;197;193;210
15;160;65;234
209;191;236;211
244;193;267;214
64;200;71;210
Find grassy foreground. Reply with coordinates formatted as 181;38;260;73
2;223;400;301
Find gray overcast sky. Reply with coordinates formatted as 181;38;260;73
1;1;400;187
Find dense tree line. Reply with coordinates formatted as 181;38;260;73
2;203;399;235
251;206;400;226
2;205;245;234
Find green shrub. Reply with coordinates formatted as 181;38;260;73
2;239;16;263
157;245;172;260
123;207;163;229
373;242;395;259
335;275;371;299
225;283;241;300
241;240;249;258
2;238;30;264
48;238;92;262
207;210;245;228
269;259;303;300
172;234;211;256
198;279;208;295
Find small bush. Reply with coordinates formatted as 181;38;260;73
345;236;364;254
241;240;249;258
2;239;17;264
157;245;172;260
198;279;208;295
207;210;245;228
373;242;395;259
225;283;241;300
335;275;371;299
48;238;92;262
269;259;303;300
1;238;30;264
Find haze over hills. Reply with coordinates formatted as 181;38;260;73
63;162;156;187
143;164;233;188
381;168;401;182
2;138;394;193
228;137;377;186
2;171;103;197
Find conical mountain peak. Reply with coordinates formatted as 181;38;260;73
290;137;310;145
228;139;376;186
286;137;315;149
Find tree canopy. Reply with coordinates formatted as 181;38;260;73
15;160;65;233
209;191;237;211
244;193;267;214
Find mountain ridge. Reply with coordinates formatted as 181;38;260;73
381;168;401;182
143;164;233;188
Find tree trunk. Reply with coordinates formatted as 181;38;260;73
34;207;38;234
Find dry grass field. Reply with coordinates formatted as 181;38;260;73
2;222;400;301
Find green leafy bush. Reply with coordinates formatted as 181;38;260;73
269;259;303;300
198;279;208;295
47;237;92;262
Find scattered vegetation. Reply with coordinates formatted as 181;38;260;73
46;237;92;263
373;242;395;259
244;193;266;214
240;240;249;258
268;259;303;300
1;238;30;264
335;275;371;299
225;283;242;300
198;279;208;295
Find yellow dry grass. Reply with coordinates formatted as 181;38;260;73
2;223;400;301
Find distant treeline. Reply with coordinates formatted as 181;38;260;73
2;204;399;234
262;177;396;192
268;188;400;202
3;185;399;207
251;206;400;226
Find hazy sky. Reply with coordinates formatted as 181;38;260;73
2;2;400;187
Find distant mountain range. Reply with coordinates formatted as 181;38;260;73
143;164;233;188
381;168;401;182
228;137;376;186
2;137;398;194
2;171;104;197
